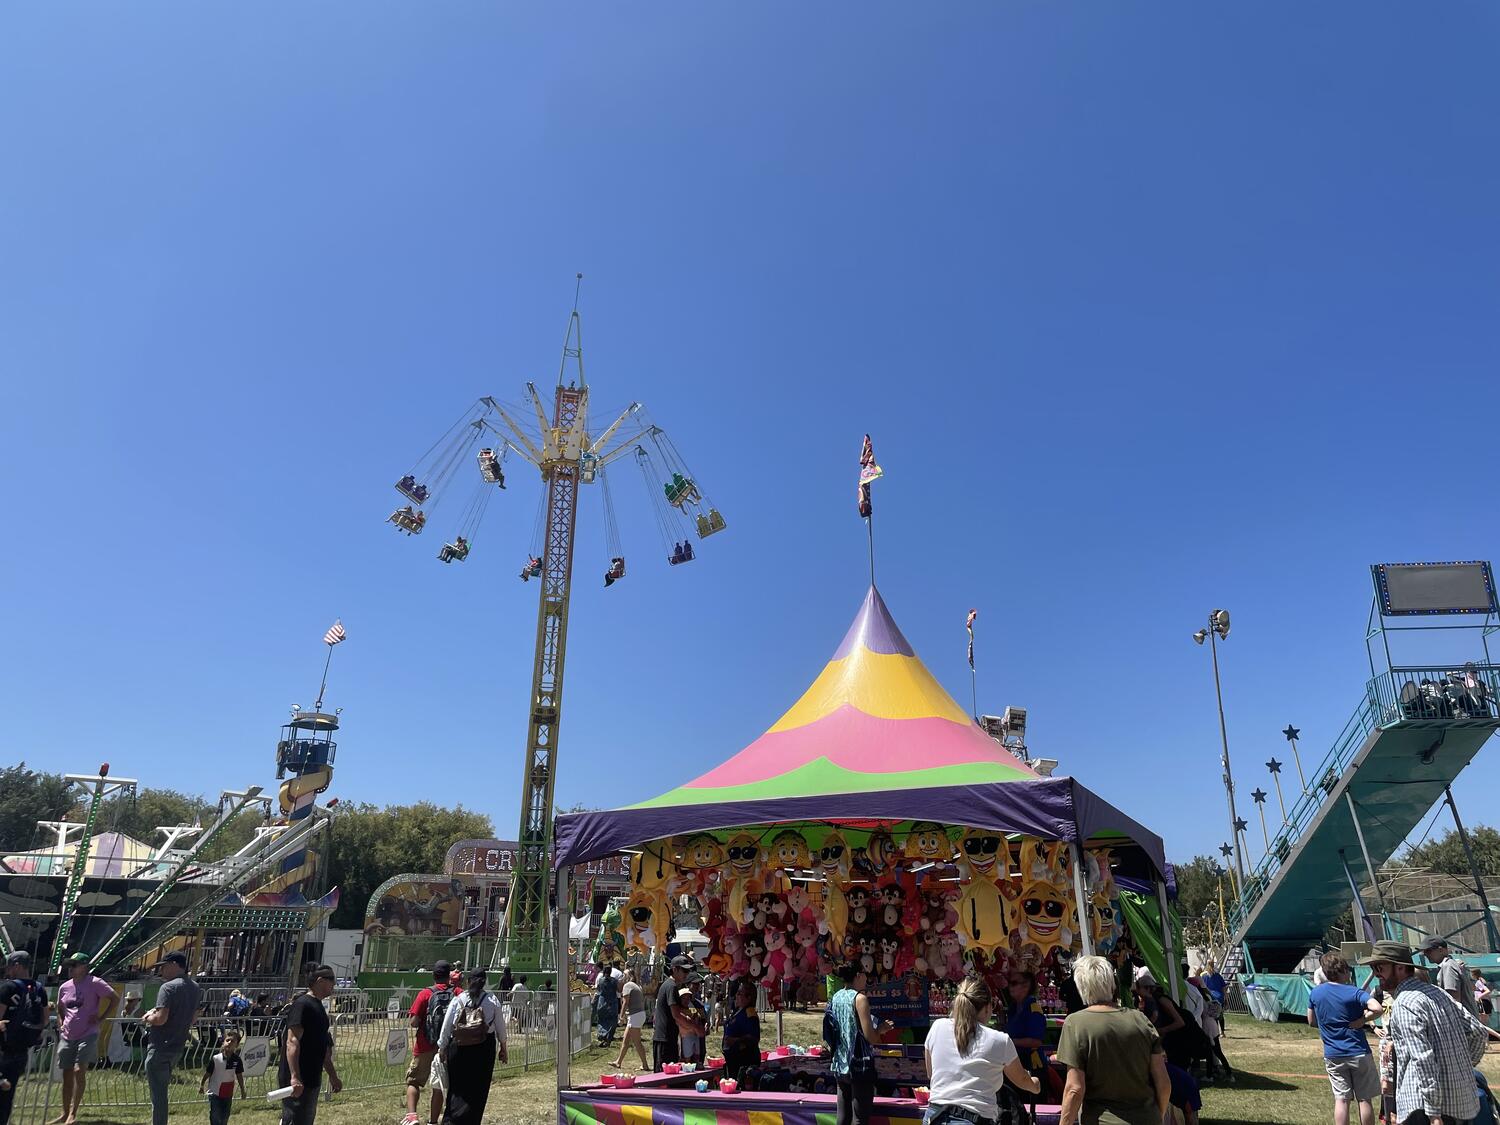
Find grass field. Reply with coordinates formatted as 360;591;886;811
30;1013;1500;1124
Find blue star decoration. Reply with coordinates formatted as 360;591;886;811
1219;843;1233;858
1234;817;1249;833
1267;759;1282;774
1252;789;1267;804
1283;725;1300;742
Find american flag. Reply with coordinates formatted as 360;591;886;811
857;434;882;518
966;609;977;669
323;620;346;646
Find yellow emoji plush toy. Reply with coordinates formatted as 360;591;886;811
954;826;1009;957
631;838;683;895
1007;840;1076;954
678;833;726;895
903;821;951;864
724;832;766;923
770;829;811;874
622;885;671;954
815;830;852;947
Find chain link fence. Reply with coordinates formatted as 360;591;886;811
6;988;582;1124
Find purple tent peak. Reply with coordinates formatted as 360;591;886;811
832;585;916;660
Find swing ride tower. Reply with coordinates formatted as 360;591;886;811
386;278;727;972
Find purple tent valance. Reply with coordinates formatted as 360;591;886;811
553;774;1166;877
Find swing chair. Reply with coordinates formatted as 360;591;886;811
600;467;627;587
389;401;493;530
634;445;697;567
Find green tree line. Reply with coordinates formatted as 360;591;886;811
0;763;492;930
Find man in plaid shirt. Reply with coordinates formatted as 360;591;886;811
1361;941;1488;1125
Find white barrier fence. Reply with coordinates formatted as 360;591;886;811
5;988;585;1124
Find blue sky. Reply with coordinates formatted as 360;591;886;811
4;3;1499;871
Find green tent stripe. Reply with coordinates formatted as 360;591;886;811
629;757;1033;809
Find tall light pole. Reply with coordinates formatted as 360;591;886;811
1195;609;1247;896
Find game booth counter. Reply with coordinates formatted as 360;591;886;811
549;587;1181;1125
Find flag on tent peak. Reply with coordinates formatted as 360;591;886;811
857;434;881;518
631;586;1034;809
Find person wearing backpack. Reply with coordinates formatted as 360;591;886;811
402;961;455;1125
0;950;51;1125
436;969;506;1125
824;963;892;1125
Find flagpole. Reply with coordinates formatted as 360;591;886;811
866;513;875;587
314;644;335;711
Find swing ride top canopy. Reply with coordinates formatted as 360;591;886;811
554;587;1167;878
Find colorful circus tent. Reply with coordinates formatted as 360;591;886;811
554;586;1166;880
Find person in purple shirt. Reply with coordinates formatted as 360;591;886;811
53;952;117;1125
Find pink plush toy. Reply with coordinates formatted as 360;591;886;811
723;931;747;977
795;918;820;975
764;927;790;985
939;931;964;980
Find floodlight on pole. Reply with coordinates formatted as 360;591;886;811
1195;608;1248;898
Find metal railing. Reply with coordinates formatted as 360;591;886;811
1227;663;1500;938
5;988;576;1124
1366;665;1500;728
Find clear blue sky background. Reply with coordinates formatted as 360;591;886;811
4;3;1499;870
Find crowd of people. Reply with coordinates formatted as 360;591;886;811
1309;938;1492;1125
3;932;1494;1125
0;950;358;1125
0;947;214;1125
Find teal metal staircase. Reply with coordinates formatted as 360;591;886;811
1228;665;1500;972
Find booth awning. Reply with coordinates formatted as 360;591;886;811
554;587;1166;876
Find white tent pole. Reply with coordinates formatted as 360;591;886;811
1156;877;1182;1005
1069;843;1096;956
555;865;571;1092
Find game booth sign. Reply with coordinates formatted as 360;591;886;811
548;587;1178;1125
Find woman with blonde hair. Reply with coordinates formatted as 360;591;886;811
924;975;1040;1124
1057;955;1169;1125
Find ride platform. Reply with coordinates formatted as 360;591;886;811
1231;664;1500;972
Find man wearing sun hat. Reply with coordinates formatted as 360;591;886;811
1359;940;1488;1125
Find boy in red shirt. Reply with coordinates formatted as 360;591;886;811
402;962;454;1125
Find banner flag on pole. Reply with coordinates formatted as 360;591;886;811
323;620;346;646
858;434;882;518
966;609;977;669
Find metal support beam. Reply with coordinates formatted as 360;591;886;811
1344;792;1390;918
1338;849;1378;943
91;786;264;968
508;385;585;972
1070;843;1096;956
51;774;137;972
1445;785;1500;953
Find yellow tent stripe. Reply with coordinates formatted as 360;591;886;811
767;649;971;731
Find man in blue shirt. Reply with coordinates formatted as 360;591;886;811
1307;952;1383;1125
1199;962;1227;1007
